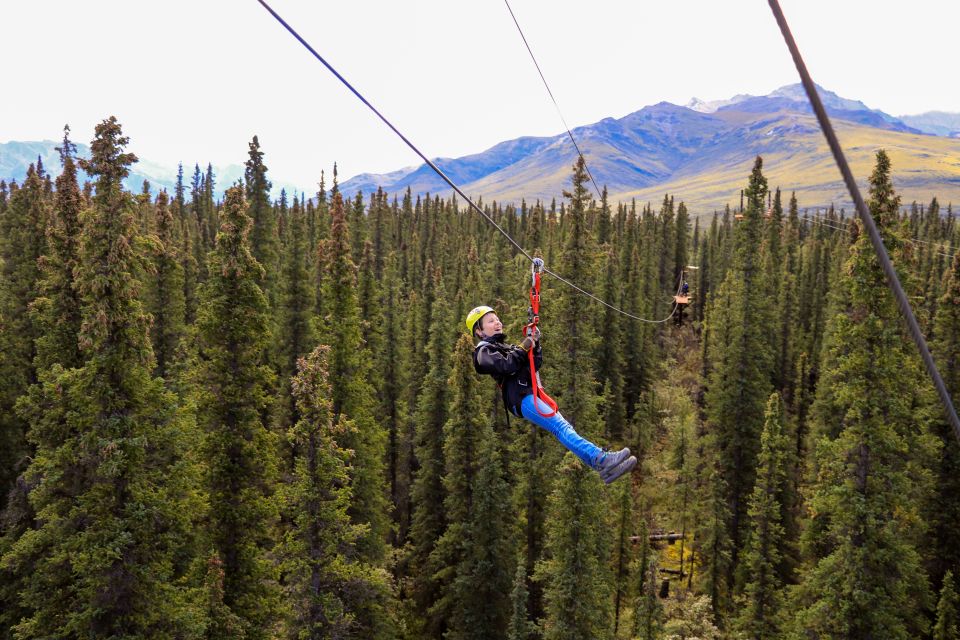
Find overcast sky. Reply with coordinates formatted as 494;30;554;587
2;0;956;192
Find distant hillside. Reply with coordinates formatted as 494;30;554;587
340;84;960;212
0;140;298;200
0;140;180;194
5;85;958;211
899;111;960;138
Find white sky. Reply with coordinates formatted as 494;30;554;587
2;0;956;191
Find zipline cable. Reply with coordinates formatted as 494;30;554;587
502;0;604;200
767;0;960;444
802;215;955;259
254;0;680;325
771;213;956;260
798;209;956;257
544;265;684;324
253;0;532;264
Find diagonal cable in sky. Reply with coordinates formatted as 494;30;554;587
502;0;604;201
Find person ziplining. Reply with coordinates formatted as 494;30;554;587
466;259;637;485
254;0;960;445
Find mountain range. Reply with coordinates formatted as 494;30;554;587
3;84;959;212
0;141;301;201
338;84;960;212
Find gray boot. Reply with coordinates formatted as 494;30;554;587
594;448;637;485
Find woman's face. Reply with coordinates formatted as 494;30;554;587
476;312;502;338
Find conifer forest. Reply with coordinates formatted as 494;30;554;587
4;117;960;640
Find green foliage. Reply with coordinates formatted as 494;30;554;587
146;190;186;379
508;558;537;640
425;334;513;640
0;160;48;506
2;116;199;638
319;192;390;566
32;125;83;372
630;512;664;640
3;119;959;640
931;251;960;585
276;194;317;429
733;393;788;639
610;480;635;635
536;455;613;640
935;571;960;640
195;184;280;638
552;156;602;440
597;246;627;441
703;156;774;601
279;345;393;639
663;595;720;640
407;270;454;637
790;150;936;639
244;136;278;301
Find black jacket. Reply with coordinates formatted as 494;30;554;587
473;333;543;416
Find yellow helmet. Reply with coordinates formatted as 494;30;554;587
465;305;496;334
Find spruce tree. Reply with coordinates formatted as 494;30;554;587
790;150;935;639
33;125;84;372
146;190;186;379
0;131;84;633
3;116;198;638
276;194;317;429
378;253;408;543
318;192;390;570
622;244;650;421
931;250;960;586
734;393;788;639
935;571;960;640
195;184;280;638
693;430;732;618
658;194;676;300
630;513;663;640
181;211;201;326
703;156;774;595
279;345;392;639
433;336;513;640
674;200;690;293
508;558;536;640
244;136;278;305
597;246;627;441
552;156;602;443
0;161;48;503
535;455;613;640
407;270;454;637
174;162;186;219
610;480;634;636
203;163;217;247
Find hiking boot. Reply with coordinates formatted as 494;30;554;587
594;448;637;484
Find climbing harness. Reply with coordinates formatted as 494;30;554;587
523;258;559;418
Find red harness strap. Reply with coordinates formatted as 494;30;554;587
524;259;558;418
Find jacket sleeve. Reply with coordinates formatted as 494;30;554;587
475;344;529;376
533;342;543;369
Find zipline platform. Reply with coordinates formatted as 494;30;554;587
673;295;690;305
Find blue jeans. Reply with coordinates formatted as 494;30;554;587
520;394;603;469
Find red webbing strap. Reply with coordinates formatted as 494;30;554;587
525;264;558;418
